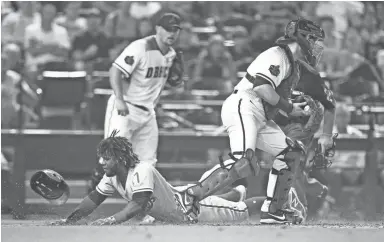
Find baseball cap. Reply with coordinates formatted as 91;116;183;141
157;13;182;32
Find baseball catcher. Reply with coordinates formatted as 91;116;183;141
180;18;326;224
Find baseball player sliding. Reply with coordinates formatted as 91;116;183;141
88;13;184;190
51;132;262;225
180;18;334;224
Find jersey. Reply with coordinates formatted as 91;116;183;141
96;163;185;222
112;35;177;110
234;45;300;119
274;60;336;138
235;46;292;92
296;60;336;111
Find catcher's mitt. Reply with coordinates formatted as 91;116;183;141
167;51;184;87
292;94;324;133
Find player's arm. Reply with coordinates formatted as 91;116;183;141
109;191;153;224
65;190;107;223
109;41;143;115
318;84;337;152
247;50;306;116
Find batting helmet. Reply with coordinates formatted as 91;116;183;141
278;18;325;67
30;169;70;205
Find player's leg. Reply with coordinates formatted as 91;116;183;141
186;96;260;202
257;121;306;224
88;95;136;192
130;114;158;166
215;185;247;202
197;195;250;223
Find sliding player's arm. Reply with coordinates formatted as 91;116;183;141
50;175;114;225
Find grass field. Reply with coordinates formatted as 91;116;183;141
2;216;384;242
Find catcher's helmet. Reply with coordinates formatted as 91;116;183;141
30;169;70;205
280;18;325;67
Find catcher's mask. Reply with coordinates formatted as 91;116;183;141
30;169;70;205
284;18;325;67
310;133;338;170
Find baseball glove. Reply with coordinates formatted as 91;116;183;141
167;51;184;87
292;94;324;133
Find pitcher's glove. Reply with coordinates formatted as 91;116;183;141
167;51;184;87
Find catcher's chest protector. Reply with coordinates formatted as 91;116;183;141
263;44;301;120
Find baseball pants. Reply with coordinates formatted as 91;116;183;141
104;95;158;165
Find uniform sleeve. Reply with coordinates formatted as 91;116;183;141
96;174;115;196
112;41;144;77
246;48;288;89
130;164;154;194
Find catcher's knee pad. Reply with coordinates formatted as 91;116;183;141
269;138;306;209
187;149;259;201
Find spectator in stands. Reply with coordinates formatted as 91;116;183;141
333;103;364;136
1;1;41;45
1;43;39;128
104;2;139;60
316;1;364;35
24;2;71;79
129;1;162;20
344;27;365;56
228;26;253;71
318;16;342;50
192;34;236;93
137;18;154;38
249;21;279;56
71;9;110;71
92;2;119;20
55;2;87;42
174;21;200;76
378;50;384;79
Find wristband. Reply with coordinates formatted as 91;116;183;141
275;97;293;114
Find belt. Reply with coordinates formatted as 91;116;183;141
125;101;149;112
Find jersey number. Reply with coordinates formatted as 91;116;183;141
132;172;140;187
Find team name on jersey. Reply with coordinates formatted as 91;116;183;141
145;66;169;79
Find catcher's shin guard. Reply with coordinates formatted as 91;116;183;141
187;149;259;201
268;138;306;212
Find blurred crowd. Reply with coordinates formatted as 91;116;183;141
1;1;384;130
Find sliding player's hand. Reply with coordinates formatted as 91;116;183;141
49;218;74;226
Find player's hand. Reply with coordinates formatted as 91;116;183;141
89;216;117;226
115;98;129;116
289;102;309;117
318;134;333;154
49;218;75;226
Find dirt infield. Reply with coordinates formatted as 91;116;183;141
2;218;384;242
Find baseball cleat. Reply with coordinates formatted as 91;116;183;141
233;185;247;202
260;210;291;224
174;192;199;222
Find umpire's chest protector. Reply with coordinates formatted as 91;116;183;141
263;44;301;120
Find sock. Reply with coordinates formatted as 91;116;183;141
261;169;278;212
